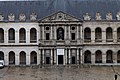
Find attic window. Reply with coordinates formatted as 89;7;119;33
59;15;62;18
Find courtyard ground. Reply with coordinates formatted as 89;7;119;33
0;65;120;80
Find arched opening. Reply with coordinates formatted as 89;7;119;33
84;50;91;63
95;27;102;42
20;51;26;65
0;28;4;43
84;27;91;42
0;51;4;60
57;27;64;40
9;51;15;64
106;50;113;63
117;27;120;42
95;50;102;63
30;51;37;64
117;50;120;63
19;28;26;43
8;28;15;43
106;27;113;42
30;28;37;43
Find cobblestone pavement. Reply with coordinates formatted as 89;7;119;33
0;65;120;80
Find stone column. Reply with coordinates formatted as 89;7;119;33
80;49;83;64
54;26;57;40
77;48;79;64
102;31;106;43
51;49;53;65
91;53;95;64
113;29;117;43
42;49;45;64
69;49;71;64
26;54;30;65
26;30;30;43
77;25;79;40
65;48;67;65
42;26;45;40
102;53;106;64
68;25;71;40
54;49;56;64
4;30;8;43
113;52;117;64
15;30;19;43
15;53;19;65
4;53;9;65
50;26;53;40
37;50;40;65
64;26;67;40
91;30;95;43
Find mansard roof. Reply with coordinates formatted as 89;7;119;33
0;0;120;21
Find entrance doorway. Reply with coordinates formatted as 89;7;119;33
58;55;63;64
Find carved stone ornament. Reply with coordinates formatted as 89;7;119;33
96;12;101;20
0;13;4;21
83;13;91;20
8;13;15;21
30;12;37;21
116;12;120;20
19;13;26;21
106;12;112;20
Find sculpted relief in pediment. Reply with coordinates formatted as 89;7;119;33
41;12;79;22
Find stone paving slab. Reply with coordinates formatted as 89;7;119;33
0;66;120;80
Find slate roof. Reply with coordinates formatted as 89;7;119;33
0;0;120;21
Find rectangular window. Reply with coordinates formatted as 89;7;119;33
71;33;75;40
46;33;50;40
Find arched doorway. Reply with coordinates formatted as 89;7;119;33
0;28;4;43
19;28;26;43
84;27;91;42
57;27;64;40
9;51;15;64
95;27;102;42
8;28;15;43
117;27;120;42
20;51;26;65
84;50;91;63
117;50;120;63
30;28;37;43
106;27;113;42
106;50;113;63
0;51;4;60
30;51;37;64
95;50;102;63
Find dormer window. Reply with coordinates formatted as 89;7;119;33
0;13;4;21
83;13;91;20
30;12;37;21
19;13;26;21
96;12;101;20
8;13;15;21
106;12;112;20
116;11;120;20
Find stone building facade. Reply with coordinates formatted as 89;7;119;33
0;0;120;66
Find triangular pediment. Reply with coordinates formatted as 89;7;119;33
39;11;82;22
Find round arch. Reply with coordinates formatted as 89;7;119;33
0;51;4;60
84;50;91;63
0;28;4;43
95;50;102;63
106;50;113;63
117;27;120;42
9;51;15;64
84;27;91;42
19;51;26;65
30;51;37;64
8;28;15;43
106;27;113;41
95;27;102;42
30;28;37;43
117;50;120;63
19;28;26;43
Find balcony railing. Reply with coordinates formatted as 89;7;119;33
30;40;37;43
95;38;102;42
19;40;26;43
8;40;15;43
106;39;113;42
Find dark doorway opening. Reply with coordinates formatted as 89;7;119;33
58;55;63;64
72;56;75;64
46;57;50;64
